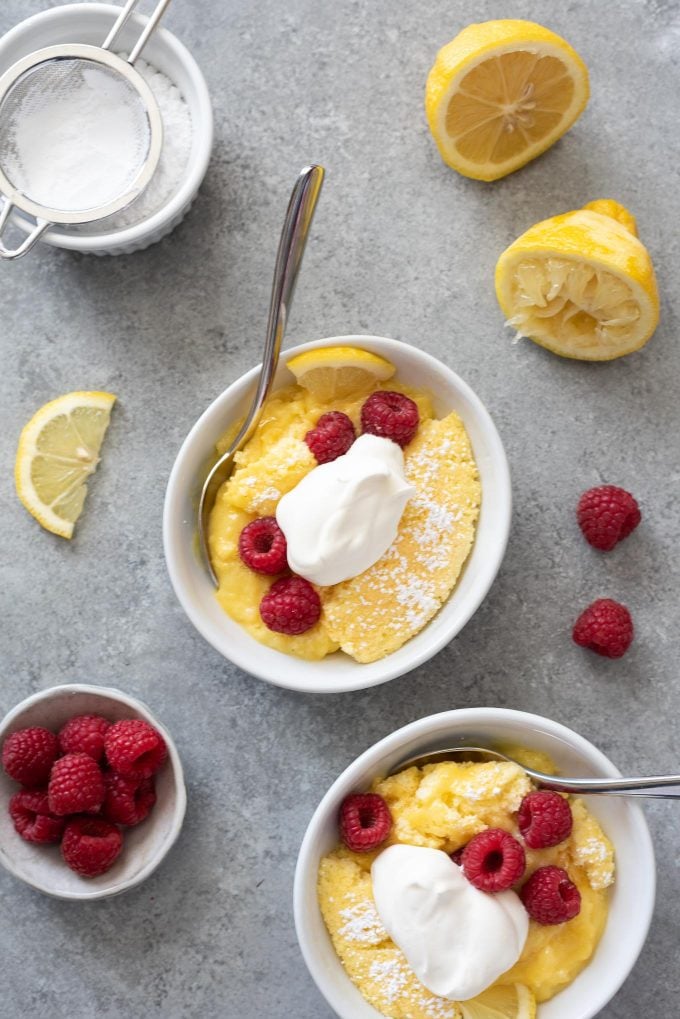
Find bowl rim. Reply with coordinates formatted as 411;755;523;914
0;2;214;252
0;683;187;900
162;334;512;693
293;707;656;1019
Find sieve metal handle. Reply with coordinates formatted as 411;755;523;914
0;200;49;261
103;0;173;65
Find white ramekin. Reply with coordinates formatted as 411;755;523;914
0;684;187;899
0;3;213;255
163;335;512;694
294;708;655;1019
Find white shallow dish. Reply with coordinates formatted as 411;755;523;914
0;3;213;256
0;684;186;899
163;335;512;693
294;708;656;1019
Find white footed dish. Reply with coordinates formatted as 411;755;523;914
0;684;186;900
163;335;512;693
294;708;655;1019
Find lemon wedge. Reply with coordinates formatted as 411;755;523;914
495;199;660;360
15;391;116;538
459;983;536;1019
286;346;395;401
425;20;589;181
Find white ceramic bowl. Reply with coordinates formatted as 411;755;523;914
0;684;187;899
163;335;512;693
0;3;213;256
294;708;655;1019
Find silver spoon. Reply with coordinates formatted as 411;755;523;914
198;164;325;584
394;746;680;799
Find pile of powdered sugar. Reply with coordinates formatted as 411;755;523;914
72;57;193;234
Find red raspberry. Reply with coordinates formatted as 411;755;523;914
461;828;526;893
360;390;419;447
104;719;167;780
449;847;465;866
520;865;581;924
305;412;356;464
339;793;392;852
2;727;59;787
58;714;110;762
239;517;288;575
9;789;65;844
259;575;321;635
61;818;123;877
48;753;105;816
103;772;156;827
518;791;573;849
577;485;641;551
573;598;633;658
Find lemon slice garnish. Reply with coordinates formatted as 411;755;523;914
495;199;660;360
286;346;395;401
15;391;116;538
459;983;537;1019
425;20;589;181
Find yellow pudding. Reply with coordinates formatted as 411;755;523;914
207;376;481;663
318;757;614;1017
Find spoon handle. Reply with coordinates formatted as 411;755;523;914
235;164;325;454
532;773;680;798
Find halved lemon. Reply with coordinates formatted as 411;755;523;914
495;199;660;360
425;20;589;181
15;391;116;538
460;983;536;1019
286;346;395;401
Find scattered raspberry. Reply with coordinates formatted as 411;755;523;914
518;791;573;849
339;793;392;852
577;485;641;551
305;411;356;464
449;847;465;866
48;753;105;816
572;598;633;658
103;772;156;827
360;390;419;447
2;727;60;787
61;818;123;877
58;714;110;762
238;517;288;575
259;575;321;635
461;828;526;893
9;789;65;844
104;719;167;780
520;865;581;924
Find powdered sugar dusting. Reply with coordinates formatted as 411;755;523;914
338;900;388;945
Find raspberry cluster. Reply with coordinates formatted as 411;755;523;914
2;715;166;877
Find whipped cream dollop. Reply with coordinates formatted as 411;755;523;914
371;845;528;1001
276;434;414;586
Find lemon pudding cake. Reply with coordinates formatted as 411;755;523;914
207;346;481;663
318;751;614;1018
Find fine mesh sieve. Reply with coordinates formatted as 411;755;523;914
0;0;171;260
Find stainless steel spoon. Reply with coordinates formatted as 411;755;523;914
394;746;680;799
198;164;325;584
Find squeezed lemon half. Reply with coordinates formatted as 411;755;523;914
15;391;116;538
425;20;589;181
460;983;536;1019
286;346;395;401
495;200;660;360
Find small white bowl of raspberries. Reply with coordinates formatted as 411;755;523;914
0;684;186;899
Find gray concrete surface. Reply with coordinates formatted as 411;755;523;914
1;0;678;1016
